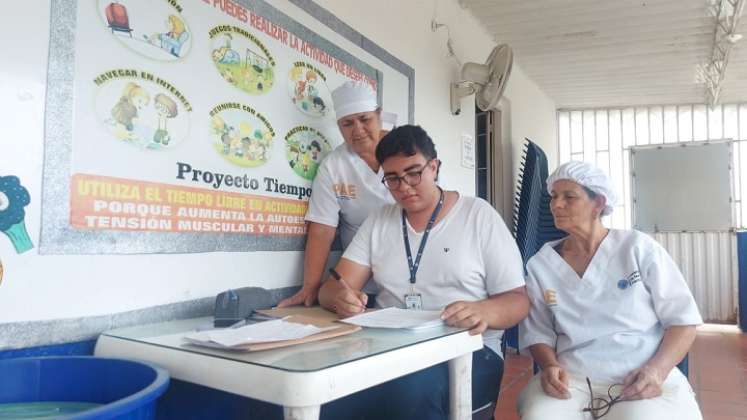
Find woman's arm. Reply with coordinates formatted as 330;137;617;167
529;343;571;399
647;325;697;377
530;342;562;370
621;325;696;399
278;222;336;307
621;239;702;399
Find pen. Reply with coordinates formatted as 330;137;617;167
329;268;351;290
329;268;365;311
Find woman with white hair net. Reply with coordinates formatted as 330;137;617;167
517;161;703;420
279;81;394;307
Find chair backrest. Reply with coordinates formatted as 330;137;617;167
512;139;567;269
505;140;566;350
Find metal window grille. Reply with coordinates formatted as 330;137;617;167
557;104;747;229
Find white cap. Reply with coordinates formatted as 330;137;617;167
547;161;617;216
331;81;378;120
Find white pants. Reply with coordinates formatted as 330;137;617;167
517;370;702;420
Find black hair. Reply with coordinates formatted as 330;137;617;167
375;125;438;164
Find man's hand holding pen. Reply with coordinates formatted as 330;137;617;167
329;268;368;317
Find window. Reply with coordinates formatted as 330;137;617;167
557;105;746;228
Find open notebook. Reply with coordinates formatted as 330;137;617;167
341;308;444;330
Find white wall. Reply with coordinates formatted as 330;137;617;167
314;0;557;194
502;67;559;173
0;0;555;326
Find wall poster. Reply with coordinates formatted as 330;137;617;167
40;0;413;254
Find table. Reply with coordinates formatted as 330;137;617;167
95;317;483;420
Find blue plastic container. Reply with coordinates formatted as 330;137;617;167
0;356;170;419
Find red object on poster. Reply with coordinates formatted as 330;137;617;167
105;3;131;34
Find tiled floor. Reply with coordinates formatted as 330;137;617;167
493;349;531;420
494;324;747;420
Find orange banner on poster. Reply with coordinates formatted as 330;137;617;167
70;174;307;236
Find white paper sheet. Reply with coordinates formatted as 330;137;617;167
341;308;444;330
183;319;338;348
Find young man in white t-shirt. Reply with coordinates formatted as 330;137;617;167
318;125;529;419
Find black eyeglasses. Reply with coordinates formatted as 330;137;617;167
582;377;625;419
381;160;434;190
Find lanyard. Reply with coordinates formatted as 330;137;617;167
402;188;444;285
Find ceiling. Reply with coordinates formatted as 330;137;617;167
460;0;747;109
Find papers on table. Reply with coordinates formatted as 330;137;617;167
184;318;339;349
341;308;445;330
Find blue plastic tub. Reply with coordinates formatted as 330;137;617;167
0;356;170;419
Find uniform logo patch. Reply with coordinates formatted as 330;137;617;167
543;289;558;306
617;271;641;290
333;183;357;200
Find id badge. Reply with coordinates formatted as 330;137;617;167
404;293;423;310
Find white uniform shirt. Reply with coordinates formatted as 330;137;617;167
519;229;703;383
343;195;526;355
305;143;395;249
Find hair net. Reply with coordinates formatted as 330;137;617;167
547;161;617;216
331;81;378;120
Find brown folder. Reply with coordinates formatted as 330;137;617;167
256;306;341;323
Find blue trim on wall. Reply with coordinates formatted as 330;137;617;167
737;232;747;332
0;340;96;360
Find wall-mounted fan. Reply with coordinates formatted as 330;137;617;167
450;44;513;115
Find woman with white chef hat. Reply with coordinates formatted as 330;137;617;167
279;81;394;308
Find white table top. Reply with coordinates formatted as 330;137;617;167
95;316;483;408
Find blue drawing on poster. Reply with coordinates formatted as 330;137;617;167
0;176;34;253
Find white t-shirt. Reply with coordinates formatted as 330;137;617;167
343;195;526;354
519;229;703;383
305;143;395;249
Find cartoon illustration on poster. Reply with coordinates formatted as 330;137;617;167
288;62;332;118
94;69;192;150
210;26;276;95
98;0;192;60
210;103;276;167
284;126;332;180
0;176;33;254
